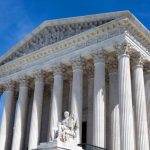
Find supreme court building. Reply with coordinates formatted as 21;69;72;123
0;11;150;150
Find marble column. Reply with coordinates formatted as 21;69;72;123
49;65;63;140
71;57;83;144
109;68;120;150
28;72;44;150
47;80;53;141
117;43;135;150
11;78;29;150
145;75;150;146
86;68;94;144
132;53;149;150
0;82;15;150
92;51;106;148
68;78;72;113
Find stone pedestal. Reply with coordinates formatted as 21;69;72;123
33;140;83;150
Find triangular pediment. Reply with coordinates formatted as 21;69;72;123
0;10;149;65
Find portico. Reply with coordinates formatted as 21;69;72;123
0;11;150;150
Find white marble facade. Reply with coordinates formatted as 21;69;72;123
0;11;150;150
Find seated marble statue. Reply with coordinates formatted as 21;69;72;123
56;111;79;143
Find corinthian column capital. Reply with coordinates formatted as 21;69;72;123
18;76;29;87
4;81;15;91
71;56;83;70
131;52;144;68
92;49;106;64
33;70;44;82
52;63;63;76
115;42;132;57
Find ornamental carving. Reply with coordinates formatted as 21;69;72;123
33;70;44;82
115;42;132;55
92;49;106;63
131;52;144;67
106;53;118;73
0;19;113;66
18;76;29;87
71;56;83;70
52;64;63;76
85;59;94;78
4;81;15;91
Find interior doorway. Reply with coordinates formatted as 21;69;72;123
82;122;87;143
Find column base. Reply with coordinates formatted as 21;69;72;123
33;140;83;150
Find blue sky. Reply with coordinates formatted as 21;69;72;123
0;0;150;121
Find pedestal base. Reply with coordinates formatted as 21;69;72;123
33;140;83;150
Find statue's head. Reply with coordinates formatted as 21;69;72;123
70;113;75;119
64;111;69;118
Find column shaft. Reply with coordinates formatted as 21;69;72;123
28;73;44;150
118;49;135;150
87;77;94;144
93;53;106;147
49;66;63;140
68;79;72;113
132;57;149;150
0;83;15;150
109;72;120;150
145;78;150;146
71;58;83;144
11;79;28;150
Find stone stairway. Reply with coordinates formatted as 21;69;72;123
78;143;109;150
